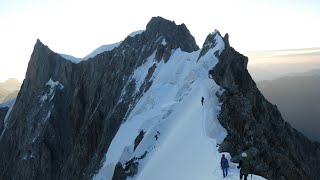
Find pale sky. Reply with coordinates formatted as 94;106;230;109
0;0;319;81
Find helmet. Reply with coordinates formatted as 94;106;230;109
222;154;225;157
242;152;247;158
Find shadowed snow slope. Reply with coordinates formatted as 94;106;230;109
94;31;265;180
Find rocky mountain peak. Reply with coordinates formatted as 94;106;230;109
31;39;54;64
198;30;225;60
146;16;180;34
223;33;230;48
205;30;222;44
35;38;43;45
34;39;47;50
145;16;199;53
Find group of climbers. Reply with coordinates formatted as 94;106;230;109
220;152;251;179
201;98;251;179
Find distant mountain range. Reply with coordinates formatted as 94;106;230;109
247;48;320;82
248;50;320;142
257;72;320;142
0;78;21;103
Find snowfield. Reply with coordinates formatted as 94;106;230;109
94;31;266;180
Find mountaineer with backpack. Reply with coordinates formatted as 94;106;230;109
237;152;251;180
220;154;229;178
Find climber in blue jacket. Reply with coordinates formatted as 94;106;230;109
221;154;229;177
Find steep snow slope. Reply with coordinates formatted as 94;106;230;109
94;31;265;180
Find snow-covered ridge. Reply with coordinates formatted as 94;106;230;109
94;32;265;180
60;30;145;64
59;42;121;63
129;30;144;37
83;42;122;60
59;54;82;64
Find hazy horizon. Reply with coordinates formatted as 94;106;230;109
247;47;320;82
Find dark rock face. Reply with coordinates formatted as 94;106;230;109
211;35;320;179
0;17;198;180
146;16;199;55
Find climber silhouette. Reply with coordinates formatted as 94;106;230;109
201;97;204;105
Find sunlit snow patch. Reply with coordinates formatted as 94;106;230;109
39;79;64;106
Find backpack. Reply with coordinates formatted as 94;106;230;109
221;158;229;168
241;159;250;175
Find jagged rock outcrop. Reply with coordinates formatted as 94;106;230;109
198;31;222;61
147;16;199;62
112;130;147;178
0;17;199;180
211;34;320;179
134;131;145;151
112;162;126;180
